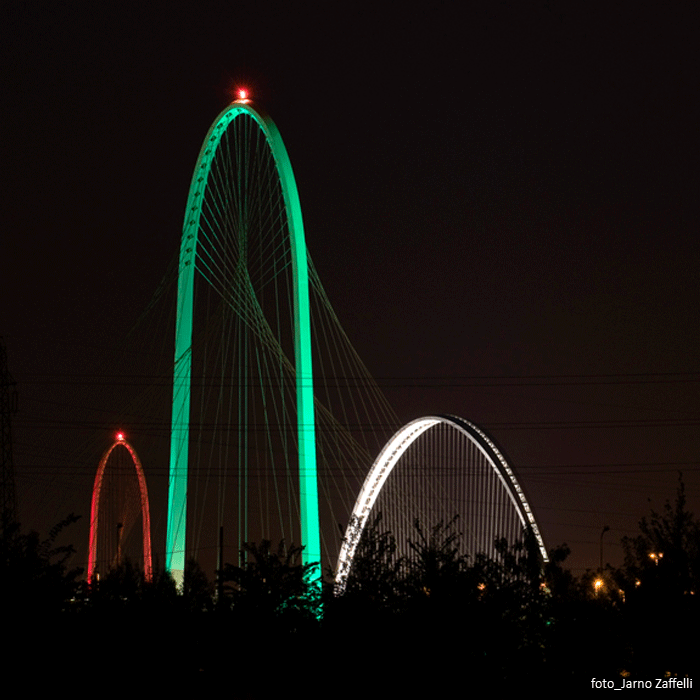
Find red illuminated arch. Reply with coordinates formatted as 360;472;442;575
88;434;153;583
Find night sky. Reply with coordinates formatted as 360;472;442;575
3;2;698;575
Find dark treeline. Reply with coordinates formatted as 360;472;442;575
2;479;697;690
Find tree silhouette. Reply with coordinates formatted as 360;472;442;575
620;474;699;599
2;514;85;680
1;513;81;614
220;539;320;625
334;512;403;606
614;475;699;676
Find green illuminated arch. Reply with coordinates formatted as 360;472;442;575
166;100;320;586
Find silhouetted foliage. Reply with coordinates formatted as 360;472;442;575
612;475;699;676
183;557;215;612
0;513;82;614
404;516;467;600
80;556;173;605
220;539;320;625
88;557;146;606
333;512;403;607
619;474;699;599
4;491;698;683
1;514;85;680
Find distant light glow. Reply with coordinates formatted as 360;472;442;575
116;432;125;441
237;89;249;102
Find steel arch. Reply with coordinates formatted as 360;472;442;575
334;414;548;594
88;435;153;583
166;99;320;584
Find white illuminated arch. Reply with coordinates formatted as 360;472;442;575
334;414;548;595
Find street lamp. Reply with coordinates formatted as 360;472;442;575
649;552;663;565
600;525;610;569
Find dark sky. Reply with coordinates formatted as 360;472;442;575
3;2;698;575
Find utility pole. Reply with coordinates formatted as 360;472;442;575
600;525;610;570
1;337;18;529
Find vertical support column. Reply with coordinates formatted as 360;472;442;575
292;246;322;584
167;214;196;588
271;127;322;589
167;343;191;587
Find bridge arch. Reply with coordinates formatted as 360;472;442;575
88;434;153;583
167;98;319;585
334;415;548;594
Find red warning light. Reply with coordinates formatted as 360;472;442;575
237;88;249;102
116;432;125;442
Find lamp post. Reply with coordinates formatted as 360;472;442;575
600;525;610;570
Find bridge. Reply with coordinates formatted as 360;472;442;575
88;98;547;590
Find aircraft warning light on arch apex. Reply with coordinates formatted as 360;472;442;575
116;432;125;442
236;88;250;103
